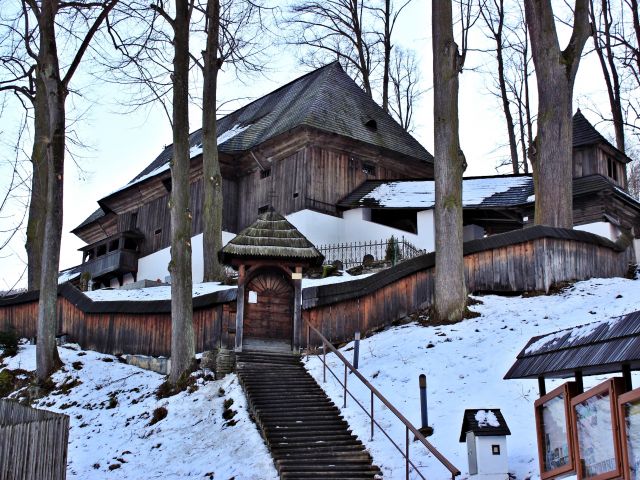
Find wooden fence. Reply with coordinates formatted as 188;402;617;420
302;226;636;345
0;400;70;480
0;226;635;356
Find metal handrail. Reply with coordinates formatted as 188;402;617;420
304;319;461;480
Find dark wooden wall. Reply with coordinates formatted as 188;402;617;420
302;236;635;347
2;231;632;357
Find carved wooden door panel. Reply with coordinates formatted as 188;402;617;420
244;270;293;342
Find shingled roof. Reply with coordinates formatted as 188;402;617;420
504;310;640;380
219;210;324;266
459;409;511;442
573;110;630;162
115;62;431;191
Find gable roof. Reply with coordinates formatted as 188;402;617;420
219;210;324;265
459;409;511;442
504;310;640;380
113;62;432;193
573;110;630;162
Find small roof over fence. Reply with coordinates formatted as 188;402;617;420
219;210;324;266
504;310;640;380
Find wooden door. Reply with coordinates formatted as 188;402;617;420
244;269;293;343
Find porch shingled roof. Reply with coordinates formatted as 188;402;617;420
219;210;324;266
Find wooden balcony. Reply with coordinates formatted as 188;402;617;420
80;249;139;280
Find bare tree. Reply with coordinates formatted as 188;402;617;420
197;0;270;282
388;47;422;132
285;0;421;131
2;0;118;382
590;0;625;152
432;0;467;323
286;0;376;96
525;0;590;228
150;0;197;386
480;0;519;173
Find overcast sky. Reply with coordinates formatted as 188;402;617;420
0;0;620;289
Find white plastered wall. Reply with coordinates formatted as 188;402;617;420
635;238;640;264
286;208;435;251
574;221;620;241
136;231;235;284
474;435;509;479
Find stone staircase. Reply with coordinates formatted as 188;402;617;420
236;351;381;480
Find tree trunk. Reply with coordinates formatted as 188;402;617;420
432;0;466;323
169;0;195;385
36;0;64;382
202;0;225;283
26;76;48;291
525;0;589;228
381;0;391;112
495;25;519;173
591;0;625;152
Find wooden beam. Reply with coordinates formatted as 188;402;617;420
235;265;246;352
622;364;633;392
537;376;546;397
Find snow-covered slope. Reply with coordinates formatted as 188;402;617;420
304;276;640;480
1;346;277;480
2;276;638;479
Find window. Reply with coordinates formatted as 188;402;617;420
130;212;138;229
108;240;119;252
607;157;619;182
571;378;625;480
293;192;299;198
364;119;378;131
258;205;269;214
96;244;107;257
260;168;271;179
492;445;501;455
162;178;172;192
362;162;376;176
534;382;579;479
154;228;162;236
618;387;640;479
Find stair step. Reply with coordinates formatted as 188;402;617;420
237;350;380;480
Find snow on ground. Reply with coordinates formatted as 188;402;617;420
84;282;235;302
1;346;277;480
303;276;640;480
302;272;374;288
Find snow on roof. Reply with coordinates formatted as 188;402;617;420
84;282;234;302
360;176;532;209
524;315;626;355
475;410;500;428
108;124;250;197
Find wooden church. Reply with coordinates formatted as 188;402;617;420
66;63;640;288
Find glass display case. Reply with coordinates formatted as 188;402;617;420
618;387;640;480
571;377;625;480
534;382;579;479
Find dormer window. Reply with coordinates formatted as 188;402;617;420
607;157;619;182
260;168;271;179
365;119;378;131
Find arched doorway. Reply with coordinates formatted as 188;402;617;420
243;268;294;350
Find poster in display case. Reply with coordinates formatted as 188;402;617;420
619;387;640;480
534;382;579;479
571;377;625;480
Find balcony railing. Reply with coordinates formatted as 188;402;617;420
80;249;138;279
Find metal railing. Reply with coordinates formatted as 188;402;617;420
317;236;425;269
304;320;461;480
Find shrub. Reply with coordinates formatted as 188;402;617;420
0;330;19;357
385;236;401;264
148;406;168;426
0;370;14;397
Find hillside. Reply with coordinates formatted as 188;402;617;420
1;275;639;479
